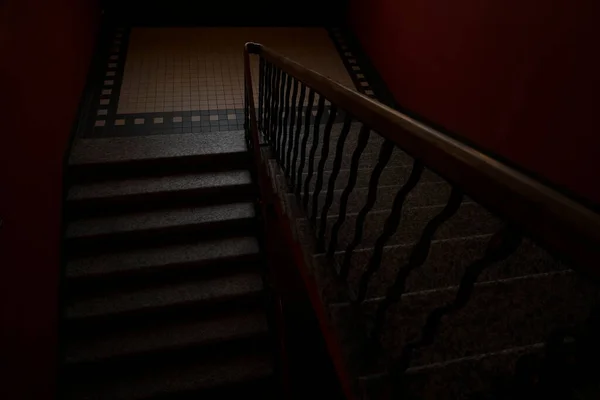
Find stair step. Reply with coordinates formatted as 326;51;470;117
339;236;567;300
67;170;253;215
66;272;263;321
66;202;255;251
307;181;454;216
66;351;274;400
305;165;443;191
320;202;501;252
68;131;249;181
67;236;260;281
66;310;269;364
358;343;545;400
330;270;599;371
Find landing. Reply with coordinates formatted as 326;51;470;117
79;27;362;140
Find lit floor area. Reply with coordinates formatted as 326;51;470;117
85;26;374;138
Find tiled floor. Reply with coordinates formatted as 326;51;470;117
85;27;373;138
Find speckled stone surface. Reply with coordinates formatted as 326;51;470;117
66;310;268;364
67;272;263;320
69;131;247;166
66;351;273;400
66;202;255;239
67;236;259;279
362;270;599;368
305;166;443;192
68;170;252;201
307;180;453;216
262;126;600;400
320;202;502;252
359;343;544;400
340;237;569;300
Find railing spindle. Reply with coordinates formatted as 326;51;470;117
276;72;288;162
290;84;307;185
263;62;272;140
285;79;299;175
310;105;338;222
317;114;353;252
303;95;326;210
355;160;425;302
270;68;282;146
338;139;396;279
258;57;265;133
280;74;293;167
327;125;371;257
295;88;316;199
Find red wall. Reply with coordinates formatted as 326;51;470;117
348;0;600;204
0;1;100;398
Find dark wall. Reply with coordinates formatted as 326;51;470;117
0;1;101;398
348;0;600;204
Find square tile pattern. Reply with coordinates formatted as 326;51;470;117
117;27;355;114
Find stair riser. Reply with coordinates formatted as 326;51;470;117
69;152;251;184
65;289;265;327
67;219;257;256
66;184;256;219
356;271;598;368
66;257;262;297
64;334;271;371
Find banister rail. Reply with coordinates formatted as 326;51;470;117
245;41;600;278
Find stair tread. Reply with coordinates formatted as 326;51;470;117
67;351;273;400
69;131;246;166
67;272;263;320
67;170;252;201
66;202;255;239
67;236;260;279
66;310;269;364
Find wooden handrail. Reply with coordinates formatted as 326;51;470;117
245;42;600;278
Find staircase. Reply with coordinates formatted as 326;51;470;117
245;43;600;399
61;131;277;399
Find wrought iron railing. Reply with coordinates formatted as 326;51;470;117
243;42;600;398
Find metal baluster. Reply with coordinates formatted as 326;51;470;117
258;57;265;132
303;95;326;210
327;125;371;257
285;79;299;175
355;160;425;302
270;68;282;146
369;187;464;341
295;89;316;198
338;140;395;279
276;72;288;162
280;74;293;167
263;62;272;141
310;105;338;223
389;226;523;397
290;84;307;185
317;114;353;252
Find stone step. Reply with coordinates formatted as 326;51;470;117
358;343;545;400
66;236;260;282
67;170;254;217
304;165;443;192
318;202;502;253
331;270;598;371
66;272;263;322
65;309;269;365
66;202;256;253
338;236;567;300
68;131;249;182
66;351;274;400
